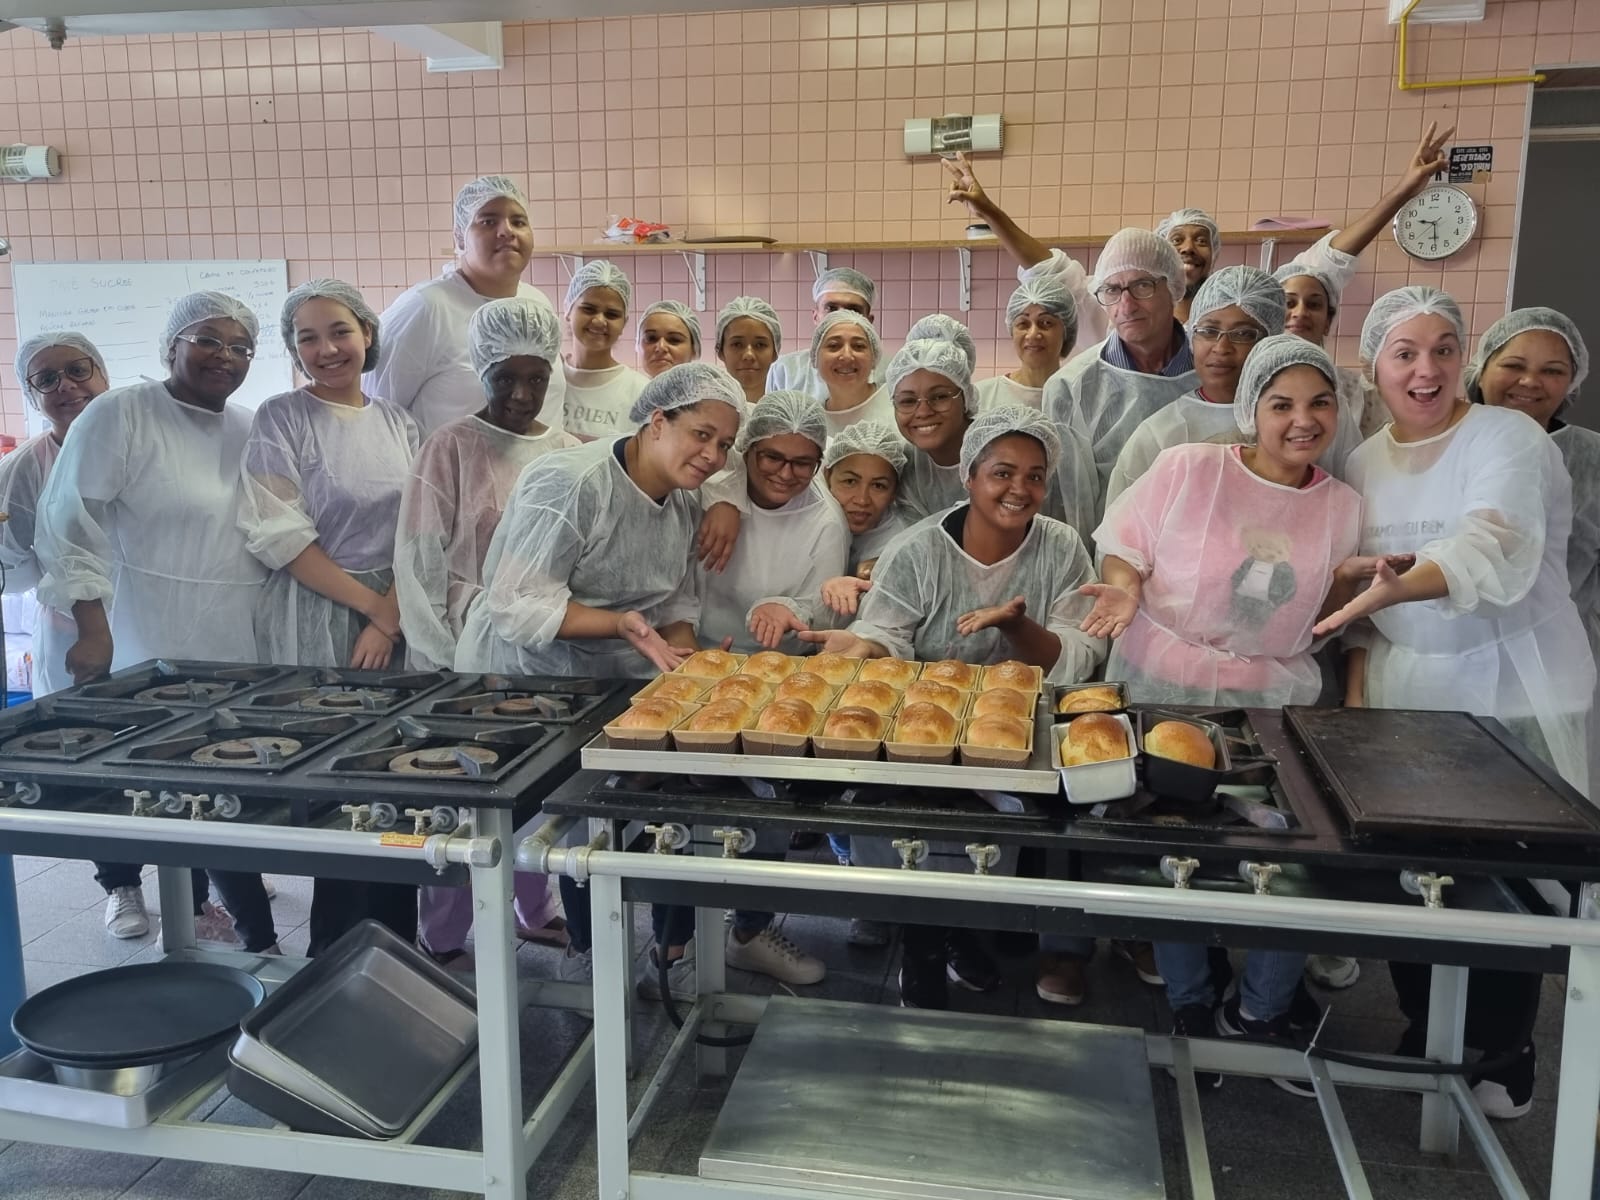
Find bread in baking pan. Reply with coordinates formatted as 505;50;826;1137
683;698;754;733
807;652;859;685
774;671;832;707
966;713;1030;750
754;697;818;734
615;698;686;730
837;680;900;716
679;648;741;680
648;675;706;703
1061;712;1129;764
980;660;1037;693
1144;719;1217;768
858;658;919;688
902;679;965;716
892;701;960;745
922;659;977;689
743;651;800;683
822;705;885;740
971;687;1033;722
706;674;769;706
1056;685;1123;714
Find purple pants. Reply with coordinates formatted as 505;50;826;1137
417;861;558;955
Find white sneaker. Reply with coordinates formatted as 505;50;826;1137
556;946;593;985
104;886;150;939
725;926;826;986
1306;954;1361;989
637;940;697;1002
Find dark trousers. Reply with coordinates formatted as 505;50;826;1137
561;875;591;954
1389;960;1541;1057
92;861;278;953
308;878;418;957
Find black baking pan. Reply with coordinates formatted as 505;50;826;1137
12;961;266;1068
1050;681;1129;717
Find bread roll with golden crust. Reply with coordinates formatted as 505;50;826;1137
837;680;900;716
1145;720;1217;768
1061;712;1129;764
922;659;977;689
966;714;1030;751
902;679;964;716
893;701;960;745
822;706;885;740
981;660;1037;693
615;698;686;730
683;698;753;733
679;648;741;680
648;675;706;703
807;652;859;685
972;687;1033;721
858;658;919;688
754;698;817;735
774;671;832;707
1056;685;1123;714
743;651;800;683
707;674;769;706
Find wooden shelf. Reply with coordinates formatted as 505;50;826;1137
529;229;1327;256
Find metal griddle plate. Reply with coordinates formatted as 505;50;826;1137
700;997;1163;1200
1283;706;1600;845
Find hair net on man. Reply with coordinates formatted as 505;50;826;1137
637;299;703;358
628;360;745;427
812;267;875;309
452;175;528;249
959;403;1063;480
468;297;563;379
1006;275;1080;355
563;260;632;314
822;419;909;475
161;291;260;366
886;338;978;417
1091;229;1186;304
1274;260;1344;313
1358;285;1466;367
1232;334;1339;436
716;296;783;355
906;314;978;372
16;332;108;404
736;390;828;454
1156;208;1222;252
281;278;382;374
1188;266;1286;337
1465;307;1591;417
809;310;882;370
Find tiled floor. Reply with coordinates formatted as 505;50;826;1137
0;854;1576;1199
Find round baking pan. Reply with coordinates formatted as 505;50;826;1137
12;961;266;1068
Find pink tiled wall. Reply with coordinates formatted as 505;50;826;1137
0;0;1595;434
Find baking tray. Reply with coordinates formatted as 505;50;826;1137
1283;706;1600;845
227;920;477;1137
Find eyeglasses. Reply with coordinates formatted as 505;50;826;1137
27;357;99;394
174;332;256;361
753;448;821;479
1192;326;1264;347
891;388;964;414
1093;278;1164;306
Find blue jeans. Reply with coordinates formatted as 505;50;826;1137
1155;943;1304;1020
1039;933;1096;959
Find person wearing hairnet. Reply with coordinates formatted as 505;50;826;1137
36;291;279;955
942;151;1107;361
1084;337;1373;1088
716;296;783;404
906;313;979;371
367;175;566;438
810;310;895;437
637;299;702;378
1155;208;1221;324
1314;289;1596;1119
978;275;1080;412
766;266;886;400
822;420;911;589
560;260;647;441
803;407;1106;1008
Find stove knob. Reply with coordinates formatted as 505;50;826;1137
211;793;242;821
368;802;397;831
341;803;373;832
158;790;188;816
965;843;1001;875
429;806;459;835
712;827;756;857
124;788;155;816
644;822;690;853
10;781;40;807
1160;855;1200;889
892;838;929;870
1399;869;1454;910
1238;861;1282;895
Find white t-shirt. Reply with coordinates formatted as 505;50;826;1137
561;361;649;441
976;373;1046;412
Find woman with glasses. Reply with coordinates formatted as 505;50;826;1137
715;296;783;406
889;339;981;520
36;291;279;955
636;300;702;379
561;260;647;441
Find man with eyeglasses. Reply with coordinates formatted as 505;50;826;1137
765;267;885;402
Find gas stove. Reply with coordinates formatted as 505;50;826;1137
0;697;182;763
238;668;453;715
422;674;614;723
70;661;291;708
105;709;364;772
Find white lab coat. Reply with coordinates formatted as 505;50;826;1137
0;433;75;694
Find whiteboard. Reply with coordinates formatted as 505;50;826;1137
12;259;295;436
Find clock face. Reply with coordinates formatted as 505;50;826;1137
1393;185;1479;261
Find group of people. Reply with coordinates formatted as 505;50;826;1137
2;121;1594;1123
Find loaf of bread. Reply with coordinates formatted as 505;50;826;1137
1060;712;1129;765
922;659;977;689
903;679;965;716
822;705;885;740
1055;685;1123;714
838;680;900;716
754;698;817;735
858;658;919;688
775;670;832;707
981;660;1038;693
892;701;960;745
679;648;741;680
683;698;753;733
965;714;1030;750
743;651;799;683
1144;720;1217;768
807;652;859;685
615;698;686;731
972;687;1033;721
707;674;770;706
647;675;706;703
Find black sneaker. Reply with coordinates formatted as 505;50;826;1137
1288;977;1324;1033
945;930;1002;993
1170;1004;1223;1091
898;954;949;1010
1471;1043;1535;1120
1215;995;1314;1098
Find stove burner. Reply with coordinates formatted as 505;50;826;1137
387;745;499;776
2;726;115;756
191;736;303;765
299;688;396;712
488;696;542;716
134;681;236;705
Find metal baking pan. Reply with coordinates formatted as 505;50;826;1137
227;920;477;1138
1134;709;1232;803
0;1043;228;1129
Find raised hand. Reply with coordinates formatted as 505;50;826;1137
618;610;694;674
821;575;873;617
942;150;992;217
748;602;807;650
1077;582;1138;640
796;628;875;658
956;594;1026;637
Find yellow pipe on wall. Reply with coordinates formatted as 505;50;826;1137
1397;0;1546;91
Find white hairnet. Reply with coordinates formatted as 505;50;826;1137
16;331;107;402
452;175;529;248
715;296;783;355
812;267;875;308
1232;333;1339;436
1188;266;1286;337
736;389;828;454
1465;307;1591;417
886;338;978;417
468;297;562;377
563;260;632;313
1359;285;1466;366
281;278;381;373
823;419;908;474
1092;228;1186;304
1006;276;1079;352
1156;208;1222;251
161;291;260;366
637;299;702;357
810;310;882;369
905;314;978;371
1274;260;1343;311
627;360;745;427
959;403;1062;479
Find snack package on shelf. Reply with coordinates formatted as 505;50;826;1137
604;215;673;243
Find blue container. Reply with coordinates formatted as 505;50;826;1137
0;857;21;1055
3;691;30;709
